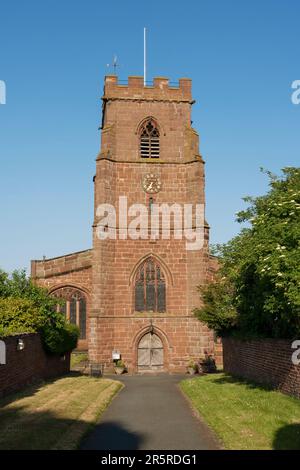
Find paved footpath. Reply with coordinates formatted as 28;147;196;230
80;374;220;450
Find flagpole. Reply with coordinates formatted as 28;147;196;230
144;27;146;86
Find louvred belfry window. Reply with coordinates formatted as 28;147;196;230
140;120;160;158
135;258;166;312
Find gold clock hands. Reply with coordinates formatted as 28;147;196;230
142;174;161;194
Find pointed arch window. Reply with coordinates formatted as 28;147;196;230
140;119;160;158
135;257;166;312
52;287;87;340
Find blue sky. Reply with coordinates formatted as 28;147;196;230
0;0;299;273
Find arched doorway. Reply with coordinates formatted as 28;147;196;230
137;332;164;372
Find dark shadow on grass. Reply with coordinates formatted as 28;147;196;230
0;379;56;408
209;373;274;392
0;373;143;450
0;405;143;450
0;407;77;450
0;372;80;408
273;424;300;450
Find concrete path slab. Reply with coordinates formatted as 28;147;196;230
80;374;220;450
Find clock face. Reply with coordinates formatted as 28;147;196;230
142;174;162;194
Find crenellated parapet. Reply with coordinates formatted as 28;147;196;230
103;75;193;103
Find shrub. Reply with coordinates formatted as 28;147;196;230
115;360;125;368
0;270;79;354
41;322;79;355
0;297;43;335
195;277;238;337
187;359;198;371
199;353;217;373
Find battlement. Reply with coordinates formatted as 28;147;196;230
103;75;192;102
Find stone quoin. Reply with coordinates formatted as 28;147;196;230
31;75;219;373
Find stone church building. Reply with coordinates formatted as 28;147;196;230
31;75;219;373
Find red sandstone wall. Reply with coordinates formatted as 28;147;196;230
89;76;218;372
31;249;92;292
31;250;92;350
223;337;300;399
89;316;215;373
0;333;70;398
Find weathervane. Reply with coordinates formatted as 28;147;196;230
106;55;119;75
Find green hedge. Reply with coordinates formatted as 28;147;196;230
41;322;79;355
0;296;79;355
0;298;44;334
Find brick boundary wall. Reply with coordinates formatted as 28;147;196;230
0;333;70;398
223;337;300;399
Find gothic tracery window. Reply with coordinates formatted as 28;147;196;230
52;287;87;340
140;119;160;158
135;258;166;312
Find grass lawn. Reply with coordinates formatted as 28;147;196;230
180;373;300;450
0;374;123;450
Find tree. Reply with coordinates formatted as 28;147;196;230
0;269;79;354
194;167;300;339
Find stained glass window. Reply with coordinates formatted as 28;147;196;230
79;298;87;340
135;258;166;312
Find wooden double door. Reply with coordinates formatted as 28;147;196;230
137;333;164;371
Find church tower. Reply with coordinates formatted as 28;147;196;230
89;75;216;373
